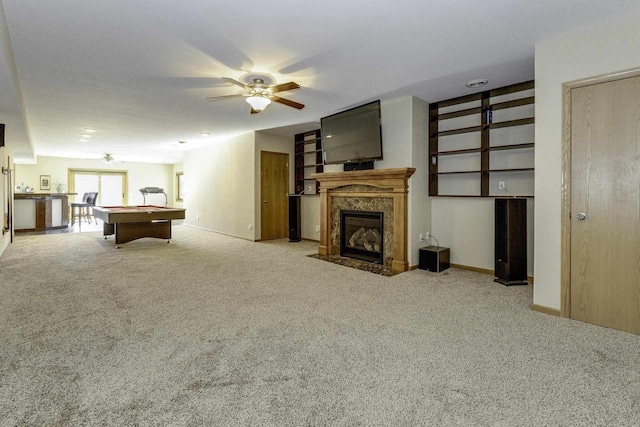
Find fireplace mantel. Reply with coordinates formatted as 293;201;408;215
312;167;415;272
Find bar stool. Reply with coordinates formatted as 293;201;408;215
85;192;98;224
69;193;92;227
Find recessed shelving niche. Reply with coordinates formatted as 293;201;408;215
429;81;535;197
294;129;323;195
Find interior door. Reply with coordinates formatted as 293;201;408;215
261;151;289;240
570;76;640;334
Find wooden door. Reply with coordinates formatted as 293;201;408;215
570;76;640;334
261;151;289;240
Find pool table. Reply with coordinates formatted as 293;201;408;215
92;205;186;245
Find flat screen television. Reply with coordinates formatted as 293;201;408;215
321;100;383;165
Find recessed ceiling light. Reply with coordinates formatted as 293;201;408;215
466;79;488;89
80;133;92;138
78;138;88;142
84;128;97;133
200;132;210;136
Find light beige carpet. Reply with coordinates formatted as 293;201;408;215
0;226;638;426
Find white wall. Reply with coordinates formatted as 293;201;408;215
409;97;431;268
14;156;173;206
254;131;294;240
432;198;534;275
301;196;320;241
183;132;256;240
534;15;640;310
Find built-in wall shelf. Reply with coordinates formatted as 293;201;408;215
294;130;323;195
429;80;535;197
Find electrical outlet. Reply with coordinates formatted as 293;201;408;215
419;233;425;241
498;181;506;190
315;225;320;233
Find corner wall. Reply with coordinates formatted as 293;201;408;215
318;96;431;266
254;131;294;240
534;15;640;310
183;132;256;240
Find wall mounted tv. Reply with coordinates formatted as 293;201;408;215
321;100;382;165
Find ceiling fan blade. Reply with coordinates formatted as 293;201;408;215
205;94;245;102
250;107;260;114
221;77;250;90
271;95;304;110
270;81;300;93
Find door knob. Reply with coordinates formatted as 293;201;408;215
263;200;268;204
576;212;587;220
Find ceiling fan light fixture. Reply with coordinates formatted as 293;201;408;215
246;96;271;112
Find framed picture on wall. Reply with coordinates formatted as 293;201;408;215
40;175;51;190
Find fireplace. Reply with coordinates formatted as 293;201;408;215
312;168;415;272
340;210;384;264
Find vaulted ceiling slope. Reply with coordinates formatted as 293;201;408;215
1;1;639;164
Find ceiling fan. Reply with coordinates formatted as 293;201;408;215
206;77;304;114
103;153;122;164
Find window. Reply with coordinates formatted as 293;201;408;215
176;172;184;202
68;169;128;205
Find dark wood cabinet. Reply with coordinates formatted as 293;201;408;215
429;81;535;197
494;198;527;286
294;130;322;195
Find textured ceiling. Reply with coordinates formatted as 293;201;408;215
1;0;639;164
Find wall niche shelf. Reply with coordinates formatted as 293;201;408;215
429;80;535;197
294;129;323;195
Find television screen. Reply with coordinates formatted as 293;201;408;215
321;100;382;165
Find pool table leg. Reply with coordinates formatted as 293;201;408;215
103;222;115;238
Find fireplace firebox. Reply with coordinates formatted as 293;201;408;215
340;210;384;264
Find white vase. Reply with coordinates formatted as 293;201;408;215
57;183;66;193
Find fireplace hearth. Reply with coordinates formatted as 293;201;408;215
340;210;384;264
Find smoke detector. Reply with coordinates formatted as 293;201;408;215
466;79;488;89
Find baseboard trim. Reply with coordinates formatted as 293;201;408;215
450;263;533;284
302;238;320;243
182;224;256;242
450;263;493;276
530;304;563;317
408;264;419;271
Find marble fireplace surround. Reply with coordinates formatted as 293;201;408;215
312;168;416;273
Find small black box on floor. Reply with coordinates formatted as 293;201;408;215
419;246;450;272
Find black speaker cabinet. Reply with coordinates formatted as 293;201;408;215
288;195;301;242
495;198;527;286
419;246;450;272
0;123;5;147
